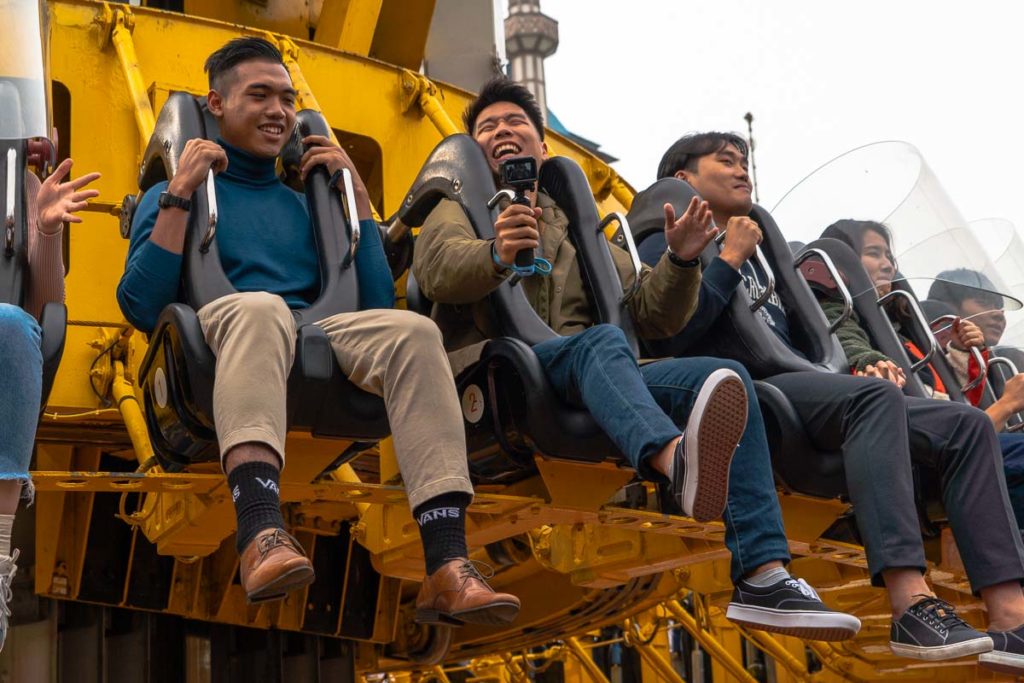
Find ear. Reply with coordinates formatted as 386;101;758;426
541;140;549;160
674;169;692;183
207;89;224;118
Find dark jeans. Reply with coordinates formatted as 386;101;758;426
765;371;1024;592
1000;433;1024;531
532;324;790;581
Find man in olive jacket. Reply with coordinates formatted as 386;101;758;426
412;78;861;640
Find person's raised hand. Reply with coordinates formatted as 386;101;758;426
493;203;541;268
719;216;763;270
167;139;227;198
36;158;100;235
951;318;986;351
663;197;717;262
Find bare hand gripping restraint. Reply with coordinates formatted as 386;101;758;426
397;134;638;482
129;92;388;470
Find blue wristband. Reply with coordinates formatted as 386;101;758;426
491;243;552;277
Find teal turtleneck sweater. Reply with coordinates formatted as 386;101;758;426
118;140;394;333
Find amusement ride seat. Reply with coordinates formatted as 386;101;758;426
126;92;389;470
626;179;853;499
395;135;638;484
0;133;66;406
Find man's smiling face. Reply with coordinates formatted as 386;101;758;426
208;59;297;158
472;101;548;177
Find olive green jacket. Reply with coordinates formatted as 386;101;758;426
413;192;701;374
818;297;890;371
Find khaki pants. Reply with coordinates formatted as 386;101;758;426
197;292;473;508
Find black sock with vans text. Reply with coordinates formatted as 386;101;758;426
228;461;285;554
414;492;470;575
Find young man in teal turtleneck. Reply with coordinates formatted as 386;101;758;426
117;38;520;626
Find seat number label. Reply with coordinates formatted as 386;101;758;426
462;385;484;424
154;368;168;409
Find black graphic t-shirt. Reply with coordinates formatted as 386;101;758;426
738;259;794;349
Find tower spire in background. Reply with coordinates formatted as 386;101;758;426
504;0;559;125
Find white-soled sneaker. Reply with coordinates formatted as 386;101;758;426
0;550;19;653
980;623;1024;675
669;369;747;522
889;596;992;661
726;574;861;641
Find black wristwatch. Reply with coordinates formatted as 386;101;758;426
666;248;700;268
157;191;192;212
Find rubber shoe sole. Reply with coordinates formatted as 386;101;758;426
979;650;1024;675
415;600;520;627
245;564;316;604
680;369;747;522
889;635;993;661
726;603;861;641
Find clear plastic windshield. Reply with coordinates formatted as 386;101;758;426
969;218;1024;349
0;0;49;140
775;140;1018;343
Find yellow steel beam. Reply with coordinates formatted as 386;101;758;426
401;70;458;137
104;4;155;153
663;600;758;683
111;360;155;467
623;619;687;683
369;0;436;69
313;0;382;54
565;638;611;683
737;626;811;682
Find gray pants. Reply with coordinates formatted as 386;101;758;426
766;372;1024;592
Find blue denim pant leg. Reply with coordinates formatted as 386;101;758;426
640;357;791;583
1000;433;1024;531
0;304;42;484
531;324;680;478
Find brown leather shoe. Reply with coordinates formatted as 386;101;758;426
239;528;315;604
415;559;520;626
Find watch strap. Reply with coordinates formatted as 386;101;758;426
158;191;192;212
666;248;700;268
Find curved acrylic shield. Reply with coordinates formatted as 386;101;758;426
0;0;49;140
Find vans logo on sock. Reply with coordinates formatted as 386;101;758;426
232;485;241;502
255;477;280;495
417;507;460;526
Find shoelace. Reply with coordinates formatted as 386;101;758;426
910;595;967;633
786;578;820;601
256;529;299;559
452;558;496;582
0;551;20;621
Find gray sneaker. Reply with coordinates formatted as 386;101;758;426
0;550;18;653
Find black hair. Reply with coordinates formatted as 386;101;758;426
928;268;1002;309
463;77;545;140
204;37;285;91
821;218;894;257
656;132;749;180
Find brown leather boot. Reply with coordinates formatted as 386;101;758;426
239;528;315;604
415;558;520;626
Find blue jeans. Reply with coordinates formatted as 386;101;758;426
1001;433;1024;531
0;304;41;485
532;324;790;581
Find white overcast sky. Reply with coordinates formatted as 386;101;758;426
532;1;1023;248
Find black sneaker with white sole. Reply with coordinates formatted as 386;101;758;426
979;623;1024;675
726;575;861;641
889;596;992;661
668;368;747;522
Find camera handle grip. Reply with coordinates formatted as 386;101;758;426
511;193;535;269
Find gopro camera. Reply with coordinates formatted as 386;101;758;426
498;156;538;269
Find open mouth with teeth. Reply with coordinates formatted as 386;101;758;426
258;123;285;136
492;142;521;159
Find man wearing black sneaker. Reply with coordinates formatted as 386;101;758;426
413;78;860;641
642;132;1024;669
